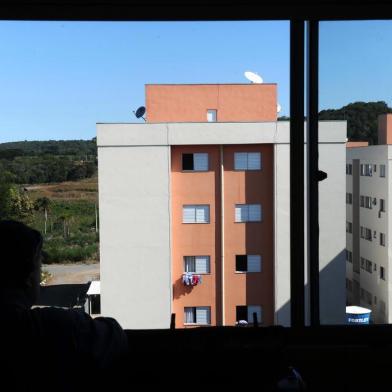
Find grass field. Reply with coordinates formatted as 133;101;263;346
26;175;99;264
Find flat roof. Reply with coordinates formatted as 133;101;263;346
145;83;277;86
346;306;372;314
87;280;100;296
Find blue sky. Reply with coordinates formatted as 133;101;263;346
0;20;392;142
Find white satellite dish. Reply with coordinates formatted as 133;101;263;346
244;71;263;84
277;103;282;113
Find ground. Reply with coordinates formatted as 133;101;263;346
43;262;100;285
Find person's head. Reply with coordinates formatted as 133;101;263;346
0;220;43;303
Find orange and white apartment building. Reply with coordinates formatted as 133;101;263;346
97;83;347;329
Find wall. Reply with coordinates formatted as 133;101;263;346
347;146;389;323
171;145;221;327
98;144;172;329
146;84;277;123
223;144;274;326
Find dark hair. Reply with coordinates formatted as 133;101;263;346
0;220;43;287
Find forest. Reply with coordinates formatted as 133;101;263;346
278;101;392;145
0;138;97;184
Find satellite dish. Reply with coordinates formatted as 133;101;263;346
277;103;282;113
244;71;263;84
133;106;146;122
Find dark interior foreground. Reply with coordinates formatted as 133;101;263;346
105;325;389;388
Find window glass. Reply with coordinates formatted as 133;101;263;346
321;20;392;324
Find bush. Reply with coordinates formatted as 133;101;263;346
43;243;98;264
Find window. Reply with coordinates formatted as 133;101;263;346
234;152;262;170
380;164;386;178
360;164;373;176
346;163;352;175
366;291;372;305
184;307;211;325
206;109;217;122
182;205;210;223
360;196;365;207
374;263;377;272
235;255;262;272
346;221;352;233
184;256;210;274
346;193;353;205
235;204;262;222
365;259;372;273
380;300;386;314
365;196;372;209
346;250;353;263
380;232;386;247
236;305;263;325
373;164;377;172
182;153;209;171
360;227;372;241
380;199;386;212
380;266;386;281
360;257;365;269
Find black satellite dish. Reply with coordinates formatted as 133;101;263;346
133;106;146;121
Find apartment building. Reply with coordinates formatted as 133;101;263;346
97;83;346;329
346;114;392;323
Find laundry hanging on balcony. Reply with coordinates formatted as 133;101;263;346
182;272;202;286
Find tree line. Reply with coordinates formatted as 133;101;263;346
0;138;97;184
278;101;392;145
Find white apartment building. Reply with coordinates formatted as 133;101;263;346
346;114;392;323
98;120;347;329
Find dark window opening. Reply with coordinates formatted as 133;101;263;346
236;306;248;322
236;255;247;272
182;154;194;170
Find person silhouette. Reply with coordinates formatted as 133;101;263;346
0;220;127;391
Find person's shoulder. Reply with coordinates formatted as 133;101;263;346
31;306;92;328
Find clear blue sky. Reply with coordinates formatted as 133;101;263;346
1;20;392;143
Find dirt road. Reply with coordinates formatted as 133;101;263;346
43;263;100;285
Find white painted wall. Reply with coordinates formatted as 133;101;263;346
347;146;389;323
98;146;172;329
319;143;346;324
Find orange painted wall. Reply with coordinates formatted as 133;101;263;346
223;145;274;326
171;146;221;327
378;113;392;145
346;141;369;148
146;84;277;123
171;144;274;327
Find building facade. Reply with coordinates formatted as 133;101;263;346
346;114;392;323
97;84;346;329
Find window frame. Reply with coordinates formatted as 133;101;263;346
181;153;209;172
15;4;392;329
234;152;262;171
206;109;217;122
184;306;211;326
235;203;262;223
184;255;211;274
182;204;210;224
235;254;262;273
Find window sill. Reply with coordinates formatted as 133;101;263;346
184;323;211;326
183;273;210;275
181;170;209;173
235;271;261;274
234;221;262;224
182;222;210;224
